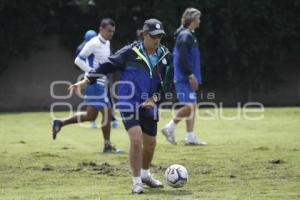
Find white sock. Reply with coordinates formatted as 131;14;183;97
104;140;111;146
166;120;176;130
141;169;151;178
186;132;195;138
132;176;142;184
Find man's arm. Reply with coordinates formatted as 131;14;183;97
86;44;131;84
178;34;194;77
74;57;93;72
178;33;198;90
86;61;124;84
69;59;124;93
74;41;95;72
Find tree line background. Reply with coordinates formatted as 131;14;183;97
1;0;299;98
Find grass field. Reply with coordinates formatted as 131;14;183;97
0;108;300;200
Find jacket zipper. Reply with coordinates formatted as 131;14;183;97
132;46;169;97
148;51;169;95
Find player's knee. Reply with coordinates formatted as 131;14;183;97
131;135;143;149
85;113;97;121
146;139;156;150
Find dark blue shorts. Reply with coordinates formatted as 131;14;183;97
120;111;158;137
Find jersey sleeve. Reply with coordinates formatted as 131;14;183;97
177;33;194;77
74;40;97;72
108;43;132;67
78;40;96;60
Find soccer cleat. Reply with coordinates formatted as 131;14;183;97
142;174;164;188
90;121;97;129
132;183;144;194
111;119;118;129
161;127;177;145
52;120;62;140
185;135;207;145
103;144;124;153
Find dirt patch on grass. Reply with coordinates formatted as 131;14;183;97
42;164;54;171
253;146;270;151
291;148;299;151
77;161;121;176
269;159;284;164
33;152;60;158
61;146;74;150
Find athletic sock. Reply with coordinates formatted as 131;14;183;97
141;169;151;179
166;120;176;130
132;176;142;184
186;132;195;139
104;140;111;146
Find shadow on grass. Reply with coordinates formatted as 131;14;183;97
145;188;192;196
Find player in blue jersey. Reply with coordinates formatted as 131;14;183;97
75;30;98;129
161;8;207;145
52;18;122;153
68;19;172;194
75;30;119;129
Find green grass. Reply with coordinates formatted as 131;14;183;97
0;108;300;200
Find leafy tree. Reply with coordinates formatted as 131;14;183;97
0;0;61;73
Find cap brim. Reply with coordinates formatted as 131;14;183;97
149;30;165;35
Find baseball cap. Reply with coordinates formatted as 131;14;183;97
143;19;165;35
84;30;97;41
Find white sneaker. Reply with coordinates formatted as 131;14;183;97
142;174;163;188
161;126;177;145
132;183;144;194
185;135;207;145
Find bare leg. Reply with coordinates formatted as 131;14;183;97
142;133;156;169
99;106;112;141
140;132;163;188
61;105;98;126
162;104;195;144
173;104;194;124
128;126;143;177
52;106;98;140
185;104;196;132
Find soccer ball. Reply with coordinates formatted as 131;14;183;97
164;164;188;188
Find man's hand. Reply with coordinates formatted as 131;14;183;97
141;96;157;108
189;75;198;91
68;79;89;95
